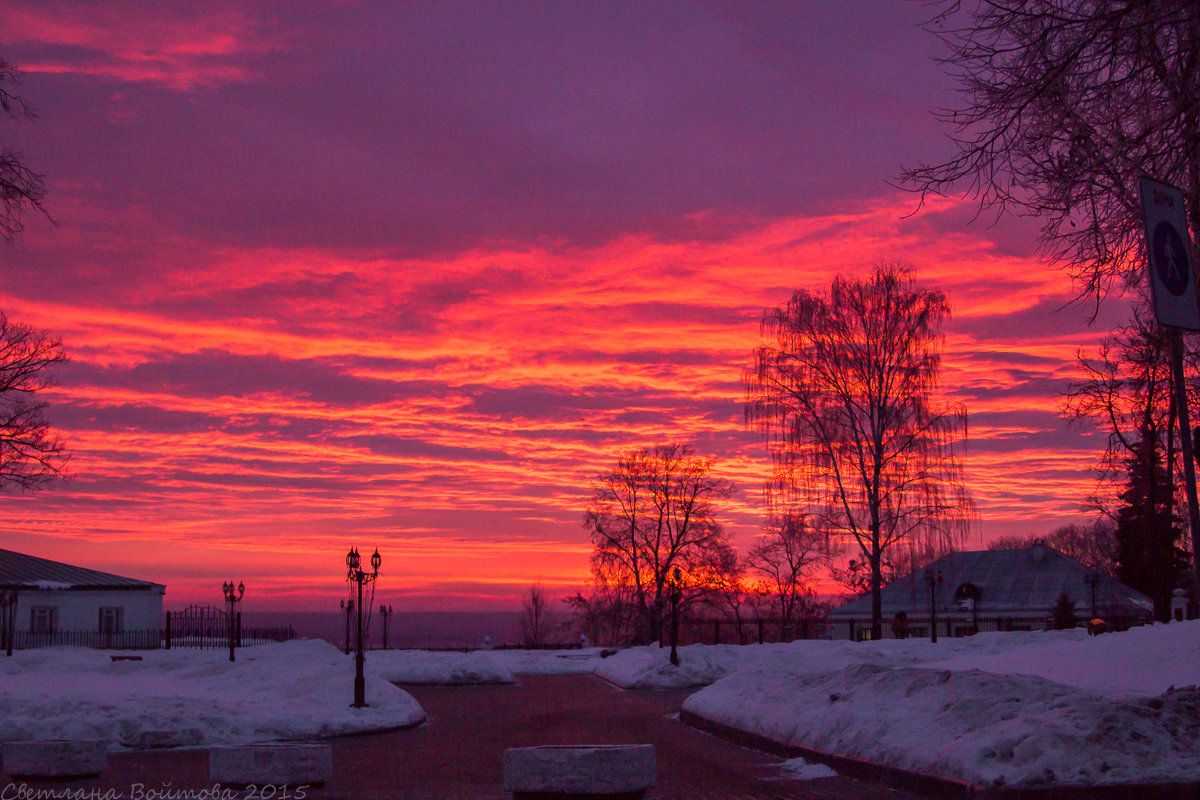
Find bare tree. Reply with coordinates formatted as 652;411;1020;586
902;2;1200;308
1;57;49;242
1062;303;1189;614
563;584;634;648
0;312;68;490
1063;303;1176;513
746;264;973;639
518;583;550;648
744;510;827;625
584;444;733;644
986;520;1118;578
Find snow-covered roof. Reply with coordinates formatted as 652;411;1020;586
829;543;1153;620
0;548;163;591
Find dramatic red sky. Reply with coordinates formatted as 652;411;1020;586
1;2;1133;610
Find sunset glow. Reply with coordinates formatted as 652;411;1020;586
0;2;1132;609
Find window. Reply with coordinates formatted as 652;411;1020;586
99;607;124;634
30;606;57;634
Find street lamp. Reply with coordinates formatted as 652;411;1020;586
1085;572;1100;619
1;590;17;657
222;580;245;662
346;546;380;708
669;566;683;667
380;604;393;650
924;569;943;643
340;598;354;655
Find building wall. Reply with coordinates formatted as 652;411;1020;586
10;587;164;632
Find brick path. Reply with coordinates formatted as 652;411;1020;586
3;674;925;800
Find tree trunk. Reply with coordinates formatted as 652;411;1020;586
870;541;883;641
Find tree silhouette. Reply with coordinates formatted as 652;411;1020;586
902;2;1200;307
746;264;972;639
0;57;49;242
583;444;733;645
744;509;827;625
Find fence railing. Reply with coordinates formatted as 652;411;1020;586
672;613;1149;645
6;624;296;652
13;629;163;650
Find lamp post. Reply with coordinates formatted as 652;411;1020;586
340;598;354;655
222;580;244;662
924;569;942;643
1085;572;1100;619
380;604;393;650
346;546;380;708
669;566;683;667
1;590;16;657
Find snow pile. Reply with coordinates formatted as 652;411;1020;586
595;643;775;688
0;639;425;749
921;624;1200;696
488;648;606;675
683;623;1200;788
776;757;838;781
367;649;515;684
594;639;917;689
365;648;606;683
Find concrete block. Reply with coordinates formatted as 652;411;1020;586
209;744;332;786
1;740;108;778
503;744;656;798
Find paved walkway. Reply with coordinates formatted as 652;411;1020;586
4;674;925;800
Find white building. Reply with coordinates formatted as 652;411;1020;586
0;548;165;647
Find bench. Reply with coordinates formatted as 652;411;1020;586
503;745;656;800
209;744;333;786
1;740;108;778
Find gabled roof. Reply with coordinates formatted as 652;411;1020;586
829;543;1153;620
0;548;163;591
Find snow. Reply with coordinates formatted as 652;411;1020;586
775;757;839;781
680;623;1200;789
366;647;606;684
4;622;1200;789
34;581;73;590
367;649;515;684
0;639;425;750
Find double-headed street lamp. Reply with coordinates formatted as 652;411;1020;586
222;580;245;662
346;547;380;708
924;569;943;643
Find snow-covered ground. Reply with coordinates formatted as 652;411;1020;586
3;623;1199;789
0;639;425;749
679;623;1200;789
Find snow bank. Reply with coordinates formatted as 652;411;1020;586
367;649;515;684
0;640;425;749
682;623;1200;789
488;648;605;675
595;644;769;688
366;648;605;684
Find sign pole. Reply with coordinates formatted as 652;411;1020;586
1141;176;1200;616
1169;328;1200;615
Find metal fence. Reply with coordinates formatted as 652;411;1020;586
672;613;1150;645
6;625;296;651
12;629;163;650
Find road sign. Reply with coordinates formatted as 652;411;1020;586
1140;176;1199;330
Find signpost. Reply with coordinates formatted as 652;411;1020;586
1140;176;1200;615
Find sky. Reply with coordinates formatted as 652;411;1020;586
0;1;1135;611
